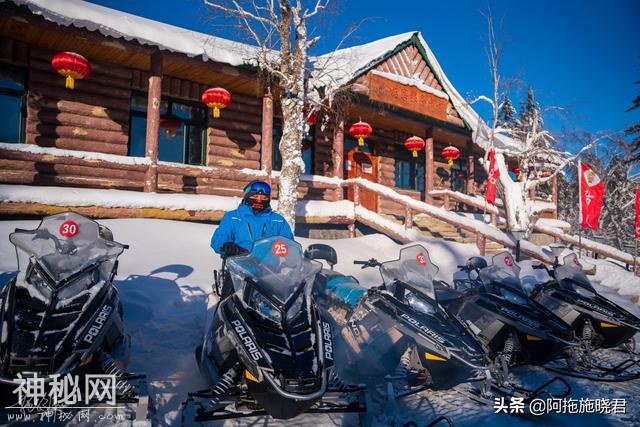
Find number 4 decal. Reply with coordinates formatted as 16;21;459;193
272;241;288;257
59;220;79;238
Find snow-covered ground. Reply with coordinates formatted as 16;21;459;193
0;218;639;426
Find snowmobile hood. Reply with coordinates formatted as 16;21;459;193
227;236;321;305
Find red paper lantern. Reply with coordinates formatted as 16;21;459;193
457;171;467;181
349;121;372;146
511;166;522;181
441;145;460;166
304;109;317;126
51;52;90;90
160;114;182;138
201;88;231;118
539;171;550;178
404;136;425;158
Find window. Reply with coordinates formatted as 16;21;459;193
0;66;27;144
129;92;207;165
272;118;314;174
394;149;424;192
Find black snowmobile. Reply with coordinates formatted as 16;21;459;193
529;251;640;381
438;252;577;400
310;243;490;409
183;236;365;424
0;212;148;419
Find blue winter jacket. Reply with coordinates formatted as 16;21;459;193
210;203;294;255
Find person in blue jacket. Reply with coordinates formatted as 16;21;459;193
211;180;293;257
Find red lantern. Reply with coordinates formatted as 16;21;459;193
441;145;460;166
201;88;231;118
349;121;372;146
51;52;90;90
457;171;467;181
539;171;550;178
304;109;317;126
404;136;425;158
160;114;182;139
511;166;522;181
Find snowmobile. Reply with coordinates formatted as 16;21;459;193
439;251;576;400
529;251;640;381
183;236;366;424
310;243;490;412
0;212;149;420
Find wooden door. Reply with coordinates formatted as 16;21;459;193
345;149;378;211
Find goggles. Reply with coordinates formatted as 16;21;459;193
244;181;271;195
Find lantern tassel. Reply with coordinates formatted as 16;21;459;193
213;107;220;119
448;158;453;167
412;150;418;158
65;75;75;90
358;137;364;146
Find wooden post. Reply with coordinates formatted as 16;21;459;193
476;234;486;256
353;183;360;207
529;185;536;201
404;206;413;229
424;127;434;204
348;223;356;238
466;139;475;195
491;212;497;227
144;50;162;193
551;175;558;219
443;193;450;211
332;112;345;201
261;88;273;184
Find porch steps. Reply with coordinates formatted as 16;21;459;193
381;213;507;254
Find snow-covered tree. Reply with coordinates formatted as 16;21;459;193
627;79;640;163
472;10;608;236
203;0;333;227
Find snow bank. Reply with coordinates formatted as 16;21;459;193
536;218;571;231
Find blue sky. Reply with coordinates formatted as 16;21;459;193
87;0;640;138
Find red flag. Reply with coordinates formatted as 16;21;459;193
635;189;640;238
578;161;604;231
486;149;499;205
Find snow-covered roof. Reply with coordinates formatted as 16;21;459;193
4;0;260;66
6;0;520;153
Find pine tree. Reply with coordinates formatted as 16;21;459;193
499;96;516;126
627;80;640;162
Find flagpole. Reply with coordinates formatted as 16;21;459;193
577;160;582;259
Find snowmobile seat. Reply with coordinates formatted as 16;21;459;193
305;244;338;269
433;280;464;303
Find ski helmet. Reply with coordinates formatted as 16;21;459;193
243;180;271;212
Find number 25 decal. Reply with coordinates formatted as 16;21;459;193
59;220;79;238
272;241;288;257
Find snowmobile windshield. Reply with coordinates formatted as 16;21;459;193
479;252;527;298
226;236;321;305
9;212;125;284
555;253;594;292
380;245;438;301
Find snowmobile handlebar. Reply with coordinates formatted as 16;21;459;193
353;258;381;269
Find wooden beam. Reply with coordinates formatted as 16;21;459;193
551;175;558;219
144;50;162;192
261;89;273;182
466;138;475;194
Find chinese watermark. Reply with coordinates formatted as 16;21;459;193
493;396;627;416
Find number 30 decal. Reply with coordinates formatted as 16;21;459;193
59;220;79;238
272;241;288;257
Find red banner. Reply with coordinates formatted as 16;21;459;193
635;189;640;238
578;161;604;231
486;149;499;205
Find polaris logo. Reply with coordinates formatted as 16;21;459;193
498;306;540;329
576;299;616;318
83;305;112;344
322;322;333;361
400;313;446;344
231;319;263;361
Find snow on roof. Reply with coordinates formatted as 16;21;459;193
5;0;260;66
8;0;520;153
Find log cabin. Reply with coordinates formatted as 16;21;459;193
0;0;558;236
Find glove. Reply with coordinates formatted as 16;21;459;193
221;242;246;257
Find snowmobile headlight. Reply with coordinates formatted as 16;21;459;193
286;291;305;321
57;268;99;301
26;264;53;300
498;286;528;305
405;290;435;315
248;289;282;324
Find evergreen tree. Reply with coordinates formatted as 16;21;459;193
499;96;516;126
627;80;640;162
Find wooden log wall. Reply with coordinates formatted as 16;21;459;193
0;36;28;66
26;48;132;155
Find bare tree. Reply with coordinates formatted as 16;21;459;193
204;0;334;227
472;8;612;235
